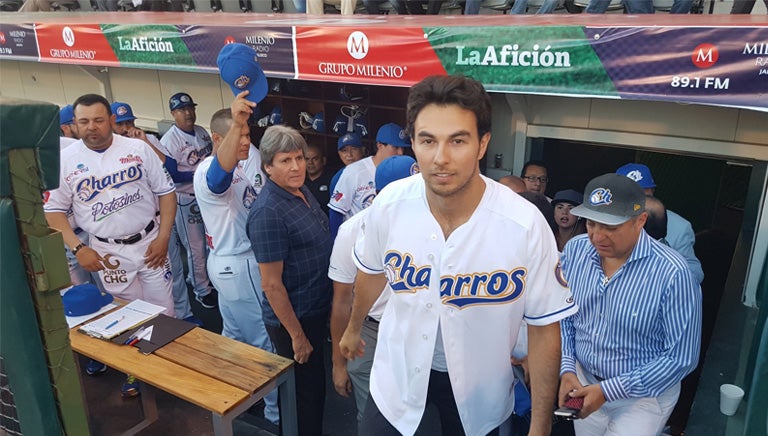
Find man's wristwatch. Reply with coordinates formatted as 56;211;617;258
72;243;86;255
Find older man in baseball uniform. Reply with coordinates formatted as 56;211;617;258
559;173;701;435
328;122;410;238
340;75;576;436
160;92;218;311
193;99;278;424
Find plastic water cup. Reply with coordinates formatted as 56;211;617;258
720;384;744;416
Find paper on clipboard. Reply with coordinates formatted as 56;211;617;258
78;299;165;339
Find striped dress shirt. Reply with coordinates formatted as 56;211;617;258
560;231;701;402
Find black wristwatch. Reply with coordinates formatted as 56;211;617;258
72;243;86;255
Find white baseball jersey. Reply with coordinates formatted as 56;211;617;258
328;208;389;320
193;145;265;257
328;156;376;218
44;134;175;239
159;124;213;194
354;175;577;436
60;136;77;150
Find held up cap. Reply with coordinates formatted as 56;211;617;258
375;155;419;193
570;173;646;226
62;284;114;317
217;43;268;105
337;132;364;150
60;104;74;126
169;92;197;111
616;163;656;189
551;189;583;207
111;102;136;123
376;122;410;147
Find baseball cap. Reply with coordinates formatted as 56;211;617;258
62;283;114;317
338;132;363;150
217;43;268;105
551;189;582;206
376;122;410;147
111;102;136;123
169;92;197;112
375;155;419;192
60;104;74;126
616;163;656;189
570;173;646;226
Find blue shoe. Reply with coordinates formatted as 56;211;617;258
85;360;107;376
183;316;204;327
121;375;140;398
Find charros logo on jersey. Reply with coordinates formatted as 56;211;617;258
76;164;144;202
383;251;527;309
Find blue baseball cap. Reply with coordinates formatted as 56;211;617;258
376;123;410;147
338;132;363;150
616;163;656;189
375;155;419;192
169;92;197;112
111;102;136;123
60;104;74;126
551;189;583;206
62;283;114;317
217;43;268;105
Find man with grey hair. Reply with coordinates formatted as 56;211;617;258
193;96;277;424
247;123;332;436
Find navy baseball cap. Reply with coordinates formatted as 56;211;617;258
616;163;656;189
169;92;197;112
62;283;113;317
375;155;419;192
111;102;136;123
217;43;268;105
376;122;410;147
551;189;582;206
338;132;363;150
60;104;74;126
571;173;646;226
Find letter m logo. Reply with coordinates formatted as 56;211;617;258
691;43;718;69
347;31;369;60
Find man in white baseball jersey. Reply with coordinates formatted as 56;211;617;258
193;100;278;423
328;122;410;238
45;93;176;314
329;155;419;422
160;92;218;311
339;75;576;436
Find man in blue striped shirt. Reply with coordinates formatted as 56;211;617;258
559;173;701;436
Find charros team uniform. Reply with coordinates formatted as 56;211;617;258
44;134;176;315
193;145;278;423
353;175;577;436
328;156;376;218
159;124;215;312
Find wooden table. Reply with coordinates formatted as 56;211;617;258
70;325;297;436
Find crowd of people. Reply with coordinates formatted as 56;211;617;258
47;70;705;435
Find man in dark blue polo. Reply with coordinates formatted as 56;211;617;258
247;124;332;436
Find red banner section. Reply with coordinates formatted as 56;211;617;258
295;26;446;86
36;24;119;66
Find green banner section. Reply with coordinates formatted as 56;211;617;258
426;26;618;97
101;24;196;69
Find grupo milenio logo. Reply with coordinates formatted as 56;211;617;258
691;43;719;69
347;31;369;60
62;26;76;47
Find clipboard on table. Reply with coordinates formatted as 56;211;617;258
78;299;165;340
111;314;196;355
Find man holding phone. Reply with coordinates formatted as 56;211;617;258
558;173;701;434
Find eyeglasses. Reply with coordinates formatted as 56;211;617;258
522;176;549;183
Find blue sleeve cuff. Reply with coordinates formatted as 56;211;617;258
329;209;344;239
206;155;234;195
165;157;194;183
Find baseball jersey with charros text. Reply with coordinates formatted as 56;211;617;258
44;135;175;239
194;145;264;257
159;124;213;194
328;156;376;218
328;208;390;320
354;175;577;436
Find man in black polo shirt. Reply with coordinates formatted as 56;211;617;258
304;142;333;216
246;123;332;436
